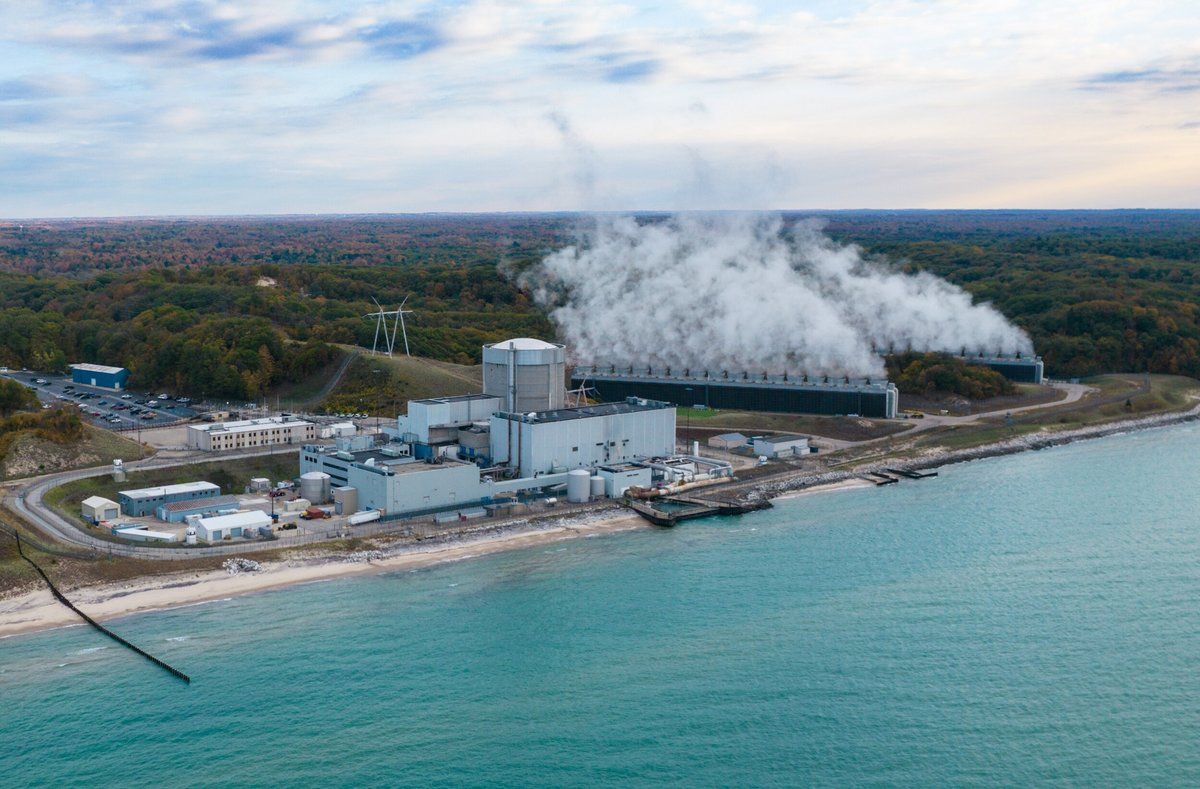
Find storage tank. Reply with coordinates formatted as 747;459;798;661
185;526;197;545
590;475;605;498
566;469;591;503
299;471;331;504
482;338;567;414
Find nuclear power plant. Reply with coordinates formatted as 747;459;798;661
299;338;733;522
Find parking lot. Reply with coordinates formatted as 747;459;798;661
2;370;206;431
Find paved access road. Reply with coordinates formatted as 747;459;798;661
3;446;329;560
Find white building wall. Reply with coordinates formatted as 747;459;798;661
491;407;676;477
348;462;484;516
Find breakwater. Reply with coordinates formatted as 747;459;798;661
13;531;190;684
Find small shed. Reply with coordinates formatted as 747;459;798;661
708;432;748;451
81;496;120;524
752;434;810;458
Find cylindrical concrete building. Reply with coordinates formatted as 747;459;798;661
482;338;567;414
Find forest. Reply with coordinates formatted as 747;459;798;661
0;211;1196;397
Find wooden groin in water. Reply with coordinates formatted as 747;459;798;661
14;532;190;684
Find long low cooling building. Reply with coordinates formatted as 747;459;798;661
573;367;899;419
963;354;1045;384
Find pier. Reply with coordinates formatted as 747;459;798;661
626;494;772;527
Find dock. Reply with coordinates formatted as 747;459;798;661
626;494;772;527
886;467;939;479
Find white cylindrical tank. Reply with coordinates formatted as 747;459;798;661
590;475;605;498
482;338;567;414
300;471;331;504
185;526;197;545
566;469;591;503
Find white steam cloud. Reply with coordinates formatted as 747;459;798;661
520;213;1032;378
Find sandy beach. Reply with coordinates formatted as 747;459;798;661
0;511;647;638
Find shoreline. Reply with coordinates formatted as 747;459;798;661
3;407;1197;639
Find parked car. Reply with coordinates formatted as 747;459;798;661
141;413;155;420
176;396;192;404
120;394;132;399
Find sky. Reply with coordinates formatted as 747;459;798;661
2;0;1199;217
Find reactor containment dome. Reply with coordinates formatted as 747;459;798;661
483;338;567;414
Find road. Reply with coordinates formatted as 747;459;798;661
811;382;1095;451
3;445;330;560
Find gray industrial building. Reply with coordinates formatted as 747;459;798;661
490;399;676;477
964;354;1045;384
118;481;221;518
573;366;899;419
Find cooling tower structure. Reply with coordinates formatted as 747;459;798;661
574;365;899;419
483;338;567;414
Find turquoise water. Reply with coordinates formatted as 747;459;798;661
4;423;1200;787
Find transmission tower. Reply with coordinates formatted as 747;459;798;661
364;296;414;357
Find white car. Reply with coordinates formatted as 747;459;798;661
120;394;132;399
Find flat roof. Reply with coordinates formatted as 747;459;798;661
197;511;271;529
119;481;219;500
410;393;498;406
115;527;176;539
309;444;467;474
574;366;895;392
191;416;314;435
160;494;239;512
496;398;672;425
71;363;127;375
759;434;809;444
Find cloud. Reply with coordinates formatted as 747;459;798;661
1083;62;1200;93
357;20;446;60
605;58;660;83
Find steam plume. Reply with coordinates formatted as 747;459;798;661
520;213;1032;378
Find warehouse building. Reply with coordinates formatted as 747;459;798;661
118;481;220;517
574;366;899;419
752;434;810;458
195;511;272;542
70;363;129;391
186;415;317;451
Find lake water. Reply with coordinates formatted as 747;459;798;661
3;422;1199;786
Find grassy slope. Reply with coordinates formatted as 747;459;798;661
321;352;482;415
0;424;145;482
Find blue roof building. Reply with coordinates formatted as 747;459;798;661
70;363;130;390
